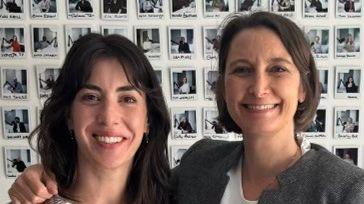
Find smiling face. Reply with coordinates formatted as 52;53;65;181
68;58;148;170
224;27;305;136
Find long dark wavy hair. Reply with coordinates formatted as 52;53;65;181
29;33;171;203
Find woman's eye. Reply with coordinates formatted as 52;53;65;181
232;67;252;75
82;94;100;102
121;96;137;104
270;66;287;73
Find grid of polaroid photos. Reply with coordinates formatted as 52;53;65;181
0;0;364;181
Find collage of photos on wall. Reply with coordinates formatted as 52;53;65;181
0;0;364;180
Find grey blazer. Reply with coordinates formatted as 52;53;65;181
171;139;364;204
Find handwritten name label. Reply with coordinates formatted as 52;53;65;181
138;13;163;19
103;14;127;20
172;54;192;60
337;133;358;139
68;13;94;18
171;13;197;18
6;134;29;139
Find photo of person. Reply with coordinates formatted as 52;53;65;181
65;26;92;51
205;0;228;13
169;28;194;59
0;27;25;58
31;0;57;18
171;69;197;100
135;27;161;59
172;109;197;138
102;26;128;38
204;68;218;100
335;109;359;134
238;0;268;12
32;26;59;58
204;27;220;59
336;27;360;57
0;0;23;19
36;66;60;99
305;109;326;133
335;68;360;98
204;108;227;135
270;0;295;12
171;0;197;18
2;108;30;135
337;0;361;17
306;27;329;58
304;0;328;17
170;145;190;168
334;147;359;166
1;68;27;99
103;0;126;14
318;68;328;98
138;0;162;13
4;147;35;178
68;0;94;18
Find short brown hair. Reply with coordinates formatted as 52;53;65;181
216;12;320;133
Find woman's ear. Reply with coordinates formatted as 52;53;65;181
298;83;306;103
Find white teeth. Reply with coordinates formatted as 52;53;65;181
246;104;276;110
95;136;123;144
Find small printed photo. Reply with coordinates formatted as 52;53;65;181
102;26;128;38
4;146;36;178
334;146;359;166
2;107;30;138
237;0;268;12
0;0;24;19
336;0;361;17
203;108;236;141
102;0;127;20
169;27;194;60
335;108;359;138
335;67;361;98
32;26;59;58
31;0;58;19
65;25;94;51
318;68;328;98
304;108;326;133
138;0;163;13
1;67;28;100
170;68;197;100
203;27;220;60
68;0;94;19
36;66;60;99
305;27;329;59
204;67;218;100
171;0;197;18
170;145;190;168
204;0;229;18
0;27;25;59
135;27;161;60
172;108;198;139
270;0;295;12
335;27;360;58
303;0;328;18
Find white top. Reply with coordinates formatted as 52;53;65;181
221;135;311;204
178;83;190;94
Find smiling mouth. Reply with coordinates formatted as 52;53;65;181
93;135;124;144
243;104;279;111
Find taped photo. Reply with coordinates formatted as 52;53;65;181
335;26;360;58
305;26;330;59
203;107;235;140
171;107;198;140
67;0;94;19
203;26;220;60
204;0;229;18
170;145;190;168
334;107;360;139
318;68;329;99
237;0;268;12
270;0;295;18
135;26;161;60
171;0;197;19
2;106;31;139
169;27;195;60
0;26;25;59
4;146;37;178
1;67;28;100
204;66;218;100
65;25;95;52
335;67;361;99
36;65;60;99
170;67;197;101
336;0;361;18
102;0;127;20
302;108;327;138
334;146;360;166
0;0;24;19
303;0;328;18
31;25;59;58
137;0;164;19
31;0;57;19
101;25;129;39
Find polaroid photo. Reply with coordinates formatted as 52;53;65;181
237;0;269;12
334;107;360;139
67;0;94;19
0;0;24;19
203;107;236;140
170;145;190;168
170;67;197;101
65;25;96;52
334;146;360;167
203;26;221;60
318;67;329;99
169;27;195;60
137;0;164;19
305;26;330;59
135;26;161;60
303;0;328;18
335;26;360;59
1;67;28;100
4;146;37;178
0;26;25;59
335;66;361;99
270;0;295;18
2;106;31;139
336;0;361;18
204;66;218;100
170;0;197;19
101;25;129;39
204;0;230;18
102;0;127;20
171;107;199;140
30;0;58;19
31;25;60;58
302;107;327;138
36;65;60;99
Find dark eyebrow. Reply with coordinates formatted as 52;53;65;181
268;57;293;65
228;59;251;68
82;84;140;93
